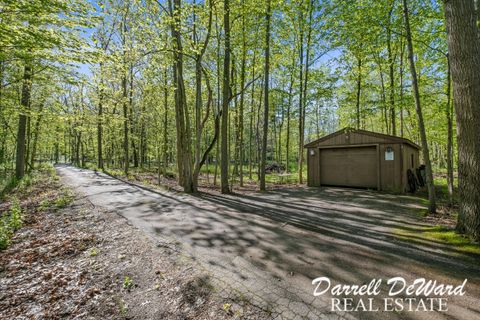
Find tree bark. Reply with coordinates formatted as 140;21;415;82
192;0;213;191
220;0;231;194
97;65;104;170
15;64;32;180
239;4;246;187
285;87;292;173
162;68;169;176
297;5;305;184
285;50;295;173
355;56;362;130
249;52;256;180
376;56;388;133
399;37;405;137
25;112;31;171
259;0;271;191
445;54;454;207
387;2;396;135
194;58;202;189
129;64;138;168
444;0;480;240
403;0;436;213
30;103;44;170
169;0;194;192
121;17;129;176
298;0;313;182
214;18;221;186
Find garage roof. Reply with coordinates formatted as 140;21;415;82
304;127;421;150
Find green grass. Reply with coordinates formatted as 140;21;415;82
123;276;134;290
434;175;459;203
414;175;459;212
54;191;74;208
396;225;480;256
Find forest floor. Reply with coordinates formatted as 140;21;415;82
102;165;302;195
54;165;480;320
0;167;270;319
1;165;479;320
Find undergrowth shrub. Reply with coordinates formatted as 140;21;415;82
0;197;23;250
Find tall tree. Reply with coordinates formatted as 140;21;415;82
238;0;247;187
403;0;436;213
445;54;454;206
444;0;480;240
220;0;231;194
259;0;271;191
15;65;32;179
355;56;362;129
297;1;305;184
170;0;194;192
121;13;129;175
386;0;396;135
192;0;214;191
285;52;295;173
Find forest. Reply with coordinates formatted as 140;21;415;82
0;0;479;241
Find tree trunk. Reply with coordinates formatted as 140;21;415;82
399;37;405;137
15;64;32;180
403;0;436;213
355;57;362;129
300;0;313;179
192;0;214;191
25;113;31;171
387;3;396;135
214;137;219;186
239;7;246;187
256;80;263;179
444;0;480;240
249;52;256;180
139;103;146;168
231;57;238;183
75;131;81;167
221;0;231;194
81;140;85;167
376;57;388;133
445;54;454;207
193;58;203;190
130;65;138;169
170;0;194;193
97;67;104;170
122;73;129;175
259;0;271;191
121;18;129;176
285;52;295;173
30;103;44;170
298;0;313;184
193;69;215;191
214;20;221;187
54;127;59;164
162;68;169;176
297;7;305;184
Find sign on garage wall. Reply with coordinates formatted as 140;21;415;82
385;147;394;161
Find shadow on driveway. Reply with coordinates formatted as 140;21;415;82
58;166;480;320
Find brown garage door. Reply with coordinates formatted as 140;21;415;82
320;146;378;189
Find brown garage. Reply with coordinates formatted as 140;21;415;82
304;128;421;192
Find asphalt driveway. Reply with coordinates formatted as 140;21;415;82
57;165;480;320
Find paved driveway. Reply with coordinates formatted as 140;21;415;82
57;166;479;320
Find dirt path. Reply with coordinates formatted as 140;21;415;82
0;168;268;320
57;165;480;320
